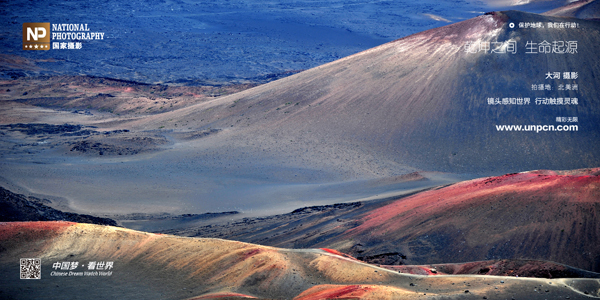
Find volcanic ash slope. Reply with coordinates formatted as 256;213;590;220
137;10;600;175
1;221;599;299
168;168;600;274
332;168;600;272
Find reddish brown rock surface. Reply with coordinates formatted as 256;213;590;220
2;221;599;299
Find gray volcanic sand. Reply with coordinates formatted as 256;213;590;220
1;140;457;216
2;1;598;230
3;7;600;228
0;104;461;218
119;10;600;174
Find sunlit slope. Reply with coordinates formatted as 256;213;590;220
166;168;600;273
133;11;600;175
543;0;600;19
329;168;600;272
1;222;599;299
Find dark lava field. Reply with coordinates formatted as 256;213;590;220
0;0;562;85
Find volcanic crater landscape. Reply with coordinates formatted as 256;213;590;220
1;0;600;299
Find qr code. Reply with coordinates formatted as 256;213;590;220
20;258;41;279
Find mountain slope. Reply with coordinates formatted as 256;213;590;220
543;0;600;19
334;168;600;271
127;10;600;175
2;10;599;219
1;221;599;299
167;168;600;272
